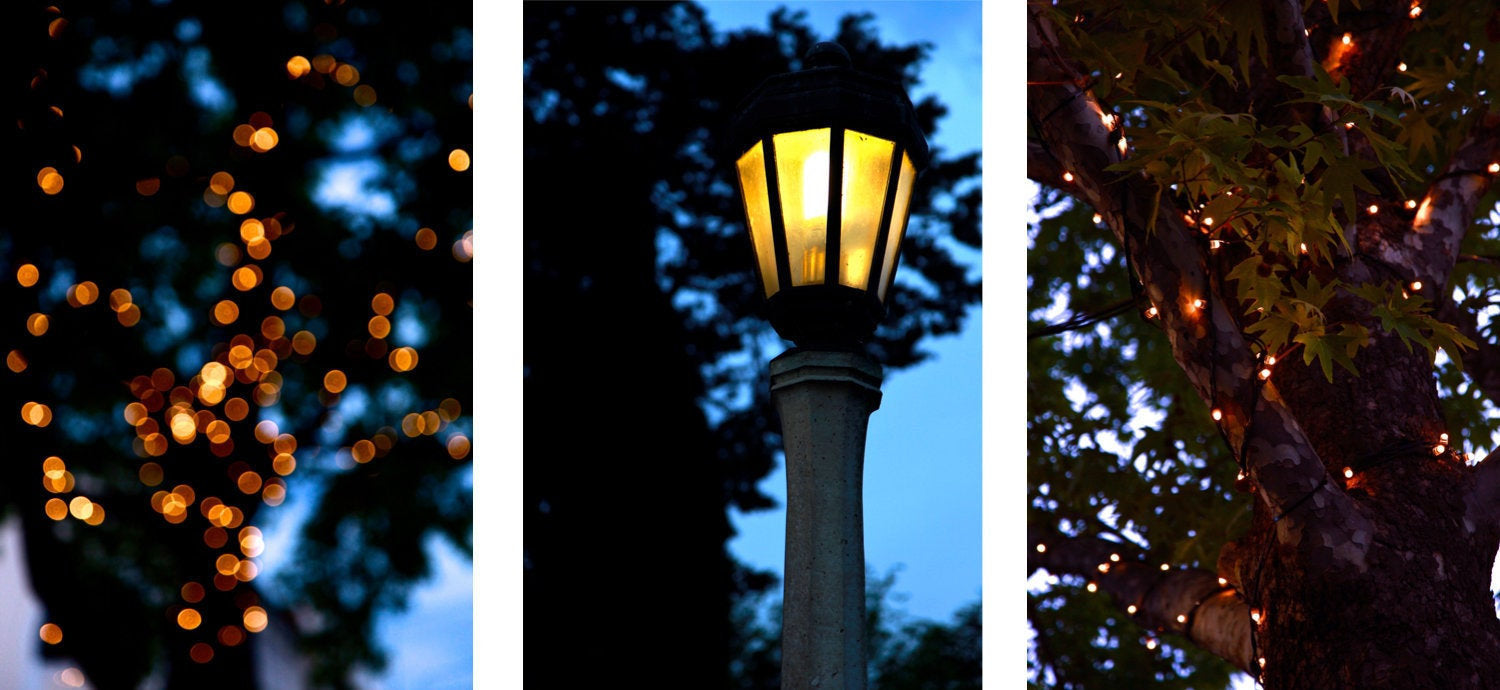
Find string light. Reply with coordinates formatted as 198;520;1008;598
1099;563;1111;573
1343;467;1354;479
1117;137;1128;155
1092;213;1103;224
1087;582;1098;592
1159;563;1170;571
1259;657;1267;668
1441;432;1449;443
1211;408;1223;421
1345;121;1355;130
1063;171;1075;183
1210;239;1223;250
1192;298;1206;310
1409;3;1422;18
1299;242;1309;254
1433;443;1446;455
1259;368;1272;380
1127;604;1138;614
1251;608;1264;624
1036;543;1046;553
1398;62;1408;72
1410;280;1422;291
1265;355;1277;366
1218;577;1228;586
1147;638;1159;650
1145;306;1159;318
1342;33;1352;45
1202;216;1214;227
1176;614;1188;624
1489;163;1499;174
1110;553;1121;562
1367;204;1379;215
1236;471;1246;481
1406;199;1417;209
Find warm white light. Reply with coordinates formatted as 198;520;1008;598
1087;582;1098;592
1147;639;1158;650
1236;471;1246;481
1202;216;1214;227
1211;408;1222;421
1490;163;1499;174
802;150;829;221
1160;563;1170;571
1259;657;1267;668
1117;137;1129;155
1127;604;1138;614
1345;121;1355;129
1406;199;1417;209
1192;298;1205;310
1099;563;1110;573
1176;614;1187;623
1145;306;1159;318
1036;543;1046;553
1410;4;1422;18
1434;444;1446;455
1410;281;1423;291
1265;355;1277;366
1342;33;1352;45
1210;239;1223;250
1344;467;1354;479
1398;61;1408;72
1299;242;1308;254
1259;368;1272;380
1367;204;1379;215
1218;577;1228;586
1441;432;1450;443
1063;171;1075;183
1110;553;1120;562
1251;609;1262;623
1092;213;1103;224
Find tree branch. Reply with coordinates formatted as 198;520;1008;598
1028;524;1254;673
1028;6;1374;572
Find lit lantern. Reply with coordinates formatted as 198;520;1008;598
730;42;929;346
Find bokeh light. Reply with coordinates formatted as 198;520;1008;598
448;149;471;171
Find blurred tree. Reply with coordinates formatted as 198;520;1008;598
1029;0;1500;687
523;2;981;686
0;1;471;687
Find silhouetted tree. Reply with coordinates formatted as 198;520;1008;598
524;3;980;685
0;2;471;686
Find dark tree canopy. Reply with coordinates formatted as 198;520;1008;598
0;2;471;686
523;2;981;685
1030;0;1500;687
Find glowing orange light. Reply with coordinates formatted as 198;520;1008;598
286;55;311;78
353;84;377;107
189;642;214;663
227;191;254;215
1406;199;1417;209
250;127;279;153
39;623;63;644
17;264;38;287
389;347;419;372
37;167;63;195
270;286;295;310
213;300;241;325
243;606;268;633
415;227;438;250
368;315;392;338
334;63;360;86
352;439;376;464
209;171;235;195
68;496;92;520
1367;204;1379;215
1062;171;1074;183
1342;33;1352;45
44;498;67;521
448;149;471;172
178;608;202;630
7;350;27;373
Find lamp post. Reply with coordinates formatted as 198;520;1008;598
729;42;927;689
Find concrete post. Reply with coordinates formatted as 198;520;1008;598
770;348;883;689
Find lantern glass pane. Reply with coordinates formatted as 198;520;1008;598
773;128;831;286
878;152;916;302
736;141;779;297
838;130;895;290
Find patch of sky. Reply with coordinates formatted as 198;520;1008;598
379;381;416;417
175;18;201;43
182;46;233;114
175;343;208;377
392;304;429;348
313;159;398;228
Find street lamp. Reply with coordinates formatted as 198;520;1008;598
729;42;927;689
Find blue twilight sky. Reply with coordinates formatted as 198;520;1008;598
700;1;983;623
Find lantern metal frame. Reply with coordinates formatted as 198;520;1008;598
730;42;929;348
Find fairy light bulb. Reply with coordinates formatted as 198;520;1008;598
1433;444;1446;455
1145;306;1159;318
1160;563;1170;571
1092;213;1103;224
1299;242;1309;254
1192;298;1206;311
1236;470;1246;481
1440;432;1450;443
1398;61;1408;72
1259;657;1267;669
1110;553;1120;562
1176;614;1187;624
1202;216;1214;227
1345;121;1355;129
1211;408;1223;421
1087;582;1098;592
1251;609;1262;624
1210;239;1223;250
1344;467;1354;479
1036;543;1047;553
1406;199;1417;209
1146;638;1158;650
1367;204;1379;215
1127;604;1138;614
1063;171;1075;183
1117;137;1129;155
1259;368;1272;380
1409;4;1422;18
1218;577;1228;586
1098;563;1111;573
1489;163;1499;174
1265;355;1277;366
1410;280;1423;291
1342;33;1352;45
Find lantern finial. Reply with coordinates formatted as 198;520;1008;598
805;42;851;69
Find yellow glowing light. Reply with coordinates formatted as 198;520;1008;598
237;471;263;494
227;191;255;215
189;642;214;664
243;606;268;633
1127;604;1137;614
213;299;241;325
44;498;67;521
262;482;286;506
401;412;424;437
250;127;279;153
1367;204;1379;215
240;218;265;242
273;453;296;476
448;434;472;461
27;313;49;336
1062;171;1074;183
43;456;65;479
206;420;231;444
353;84;377;107
352;439;376;464
37;167;64;195
287;55;312;78
235;559;259;582
368;315;391;338
6;350;25;373
17;264;38;287
415;227;438;250
1399;61;1408;72
312;54;336;73
1411;281;1423;291
448;149;471;171
216;554;240;576
1086;582;1097;592
178;608;202;630
322;369;348;394
270;286;295;310
109;288;133;312
1342;33;1352;45
233;124;256;147
334;63;360;86
68;496;93;520
1410;4;1421;18
389;347;419;372
23;402;53;427
209;172;235;195
1344;467;1354;478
